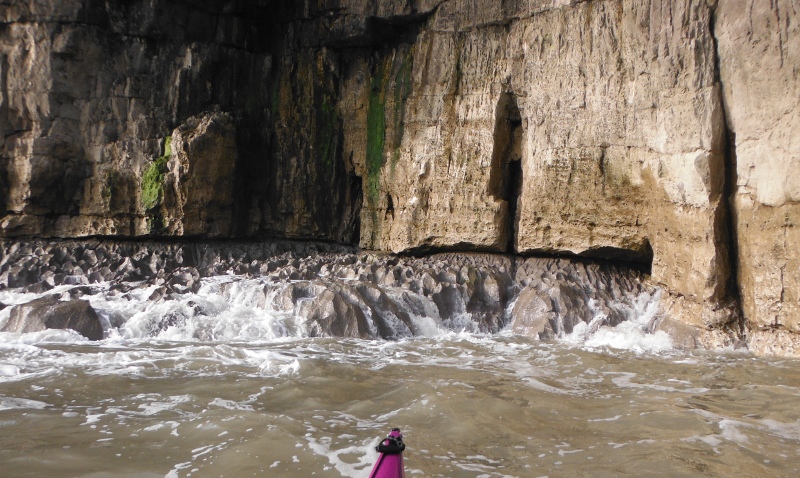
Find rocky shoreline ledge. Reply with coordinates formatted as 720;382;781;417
0;238;750;353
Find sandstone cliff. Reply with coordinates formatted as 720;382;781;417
0;0;797;352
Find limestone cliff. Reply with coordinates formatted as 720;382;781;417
0;0;798;352
713;0;800;354
0;0;361;242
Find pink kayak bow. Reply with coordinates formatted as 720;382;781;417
368;428;405;478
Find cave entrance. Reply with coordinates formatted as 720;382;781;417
488;92;523;253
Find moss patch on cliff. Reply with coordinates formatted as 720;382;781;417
366;51;413;200
141;136;171;213
362;50;415;246
390;49;414;175
141;158;168;211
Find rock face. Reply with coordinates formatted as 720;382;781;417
0;1;799;349
350;0;731;330
0;0;361;241
714;0;800;337
332;0;737;331
161;111;238;236
2;296;103;340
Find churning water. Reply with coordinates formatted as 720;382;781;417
0;272;799;477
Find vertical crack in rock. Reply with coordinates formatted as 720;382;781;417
0;52;9;212
710;3;745;335
385;193;395;220
489;91;523;253
347;173;363;245
506;157;522;253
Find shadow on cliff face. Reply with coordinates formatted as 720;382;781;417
582;241;654;276
488;91;523;253
363;14;431;46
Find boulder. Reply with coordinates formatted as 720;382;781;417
548;284;591;335
510;287;556;340
300;289;370;339
2;296;104;340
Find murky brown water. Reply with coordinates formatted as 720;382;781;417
2;336;799;478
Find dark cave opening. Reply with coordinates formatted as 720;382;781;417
385;193;394;220
488;91;523;253
505;157;522;253
579;239;654;275
721;128;742;308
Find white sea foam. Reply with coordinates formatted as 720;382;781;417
759;418;800;440
583;323;673;353
304;434;376;477
0;364;19;377
588;415;622;422
719;420;751;444
0;265;675;358
565;289;672;353
608;372;710;394
0;396;50;410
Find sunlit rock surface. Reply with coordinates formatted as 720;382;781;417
715;0;800;333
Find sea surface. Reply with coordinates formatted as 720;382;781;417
0;277;798;477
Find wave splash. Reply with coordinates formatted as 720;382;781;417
0;240;668;352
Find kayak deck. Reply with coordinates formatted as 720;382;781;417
368;429;405;478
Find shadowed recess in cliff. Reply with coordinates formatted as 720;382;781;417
311;84;363;244
708;4;744;330
326;1;440;48
253;46;362;244
488;91;523;253
363;12;431;46
581;240;653;275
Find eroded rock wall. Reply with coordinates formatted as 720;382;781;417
1;0;799;349
0;0;362;242
1;1;266;236
332;0;798;344
714;0;800;341
344;0;734;329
